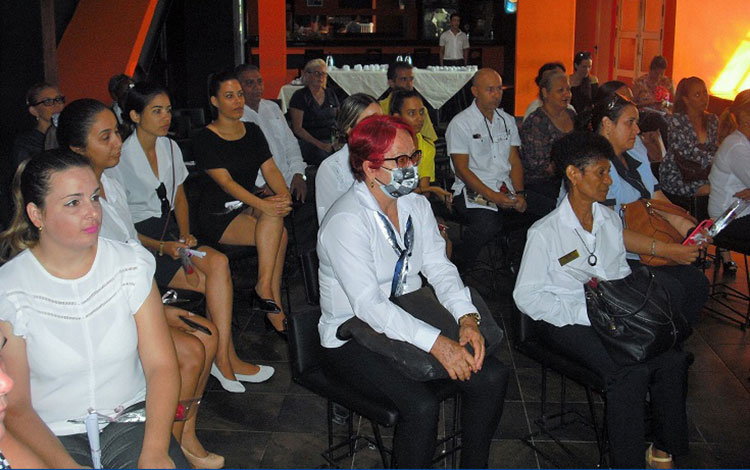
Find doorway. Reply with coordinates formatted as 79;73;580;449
613;0;665;84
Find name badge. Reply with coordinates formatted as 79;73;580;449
558;249;579;267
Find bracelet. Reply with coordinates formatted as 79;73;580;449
158;242;165;257
650;240;657;257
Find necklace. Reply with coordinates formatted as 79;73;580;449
573;229;598;266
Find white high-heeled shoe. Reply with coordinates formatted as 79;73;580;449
210;364;245;393
235;365;275;383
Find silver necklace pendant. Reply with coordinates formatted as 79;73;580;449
588;254;598;266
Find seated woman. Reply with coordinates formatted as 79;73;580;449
708;89;750;247
315;93;382;223
318;115;508;468
11;83;65;169
633;55;675;112
110;83;275;394
514;131;690;469
289;59;340;166
57;98;226;468
592;90;709;325
389;88;453;256
569;51;598;118
522;61;569;122
659;77;719;198
192;71;291;335
0;150;188;468
521;69;575;217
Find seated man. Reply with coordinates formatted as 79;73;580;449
236;63;316;250
380;61;438;142
446;68;527;267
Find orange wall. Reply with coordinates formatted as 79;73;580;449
258;1;288;99
515;0;577;115
57;0;158;103
672;0;750;99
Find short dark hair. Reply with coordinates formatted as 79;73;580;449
235;63;259;76
108;74;133;102
208;70;239;98
649;55;668;71
551;132;615;189
450;13;460;21
25;82;57;106
389;89;421;115
387;61;413;81
57;99;111;150
594;80;628;102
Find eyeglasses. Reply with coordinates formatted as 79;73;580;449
382;149;422;168
604;91;635;111
307;71;327;78
31;95;65;107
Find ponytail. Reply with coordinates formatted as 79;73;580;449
718;89;750;145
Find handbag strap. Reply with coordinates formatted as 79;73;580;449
157;140;178;243
644;199;697;224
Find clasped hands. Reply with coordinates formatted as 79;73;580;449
430;316;485;382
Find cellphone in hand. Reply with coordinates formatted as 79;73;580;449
683;219;714;246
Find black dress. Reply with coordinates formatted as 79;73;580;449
288;87;339;165
192;122;273;243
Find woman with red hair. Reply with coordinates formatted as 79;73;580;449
316;114;508;468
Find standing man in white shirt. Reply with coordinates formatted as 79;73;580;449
439;13;469;66
236;64;317;250
446;68;526;267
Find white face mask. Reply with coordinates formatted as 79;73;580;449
377;165;419;198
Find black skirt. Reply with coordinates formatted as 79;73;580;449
134;212;184;287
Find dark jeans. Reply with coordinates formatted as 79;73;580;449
58;421;189;469
539;323;690;468
627;259;709;325
525;179;561;218
453;195;505;266
324;341;508;468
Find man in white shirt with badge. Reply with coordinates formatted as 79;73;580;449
439;13;469;66
446;68;526;267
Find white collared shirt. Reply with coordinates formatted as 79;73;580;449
106;134;189;224
241;101;307;187
513;196;631;327
99;173;139;243
317;181;476;351
439;29;470;60
709;130;750;219
315;144;354;224
446;100;521;195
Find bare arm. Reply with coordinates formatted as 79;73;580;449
172;185;191;240
439;46;445;65
0;322;83;469
622;228;699;265
259;158;291;198
651;190;697;235
508;146;527;212
135;282;180;469
289;108;332;152
205;168;291;218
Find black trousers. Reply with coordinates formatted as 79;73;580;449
323;341;509;468
627;259;709;325
539;323;690;468
453;195;505;266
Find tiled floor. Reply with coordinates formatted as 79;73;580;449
194;251;750;468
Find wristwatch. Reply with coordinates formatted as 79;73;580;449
459;313;481;326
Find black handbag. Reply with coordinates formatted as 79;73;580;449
336;286;504;381
584;265;691;366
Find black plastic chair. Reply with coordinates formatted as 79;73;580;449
705;234;750;330
287;307;462;468
511;305;609;467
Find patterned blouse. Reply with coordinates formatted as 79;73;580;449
658;112;719;197
520;107;576;183
633;74;675;108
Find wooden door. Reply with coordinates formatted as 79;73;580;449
614;0;664;85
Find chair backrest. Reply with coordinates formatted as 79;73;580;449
287;308;326;379
300;249;320;305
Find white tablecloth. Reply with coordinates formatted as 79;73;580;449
277;84;304;114
277;68;475;112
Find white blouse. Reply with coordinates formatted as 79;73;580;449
107;134;189;223
99;173;139;243
315;144;354;224
317;181;476;352
708;130;750;220
513;197;631;327
0;238;155;435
